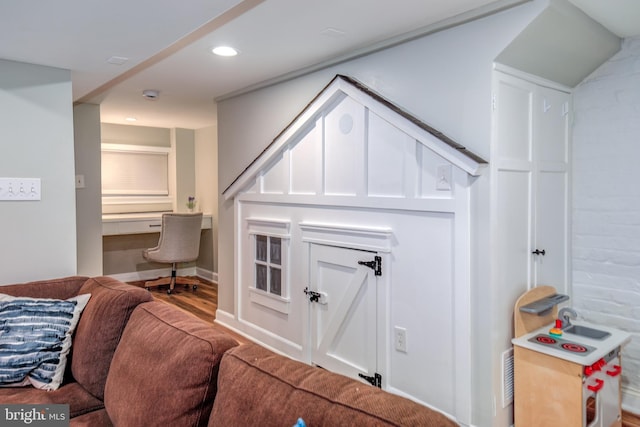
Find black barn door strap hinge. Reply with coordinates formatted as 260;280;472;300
358;372;382;388
358;255;382;276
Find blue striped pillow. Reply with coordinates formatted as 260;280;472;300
0;293;90;391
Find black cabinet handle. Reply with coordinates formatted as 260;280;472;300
532;249;546;256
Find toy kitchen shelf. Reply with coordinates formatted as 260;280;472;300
512;286;631;427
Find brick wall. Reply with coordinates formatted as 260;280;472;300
573;36;640;411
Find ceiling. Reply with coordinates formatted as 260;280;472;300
1;0;639;130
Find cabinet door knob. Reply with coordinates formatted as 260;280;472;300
532;249;546;256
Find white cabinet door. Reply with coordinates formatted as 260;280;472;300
493;74;536;300
308;243;378;385
492;71;571;299
533;85;571;290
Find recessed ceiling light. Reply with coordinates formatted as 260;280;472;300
212;46;239;57
125;117;137;122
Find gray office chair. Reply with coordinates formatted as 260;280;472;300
143;212;203;294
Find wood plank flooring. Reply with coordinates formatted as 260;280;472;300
128;276;640;425
625;410;640;427
127;276;248;344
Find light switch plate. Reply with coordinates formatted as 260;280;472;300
436;164;452;191
0;177;41;201
75;174;85;189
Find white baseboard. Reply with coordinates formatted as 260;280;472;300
196;267;217;283
214;310;302;358
108;267;216;284
214;309;235;325
214;310;261;346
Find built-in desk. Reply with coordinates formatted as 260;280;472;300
102;212;213;236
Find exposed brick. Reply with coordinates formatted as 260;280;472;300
573;35;640;408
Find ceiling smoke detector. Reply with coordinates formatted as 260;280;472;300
142;89;159;100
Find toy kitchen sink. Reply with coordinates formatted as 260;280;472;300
512;286;631;427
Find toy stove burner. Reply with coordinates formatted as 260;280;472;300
561;343;588;353
536;336;557;345
527;334;596;356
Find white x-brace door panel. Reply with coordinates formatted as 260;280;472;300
308;244;377;384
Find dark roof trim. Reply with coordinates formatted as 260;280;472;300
338;75;488;165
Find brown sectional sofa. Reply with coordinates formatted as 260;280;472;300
0;276;457;426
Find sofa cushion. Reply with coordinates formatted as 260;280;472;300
209;344;457;427
0;293;90;390
71;277;153;400
69;408;112;426
104;301;238;427
0;382;104;418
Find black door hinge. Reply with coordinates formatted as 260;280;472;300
358;255;382;276
358;372;382;388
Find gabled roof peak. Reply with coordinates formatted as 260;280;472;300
224;74;486;199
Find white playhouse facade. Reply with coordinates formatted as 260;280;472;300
221;75;487;418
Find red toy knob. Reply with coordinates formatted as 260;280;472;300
606;365;622;377
587;379;604;392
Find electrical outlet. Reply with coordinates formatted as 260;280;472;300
394;326;407;353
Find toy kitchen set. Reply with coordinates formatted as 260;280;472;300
512;286;631;427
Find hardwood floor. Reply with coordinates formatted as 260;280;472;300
625;410;640;427
129;277;640;425
127;276;248;344
588;397;640;427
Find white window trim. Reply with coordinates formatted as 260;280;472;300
246;218;291;314
248;288;291;314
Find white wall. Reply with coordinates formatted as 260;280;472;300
195;125;218;274
174;128;196;212
74;103;103;276
0;59;77;284
572;36;640;412
217;3;548;426
218;0;546;303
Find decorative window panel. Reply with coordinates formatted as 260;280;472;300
247;219;290;313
